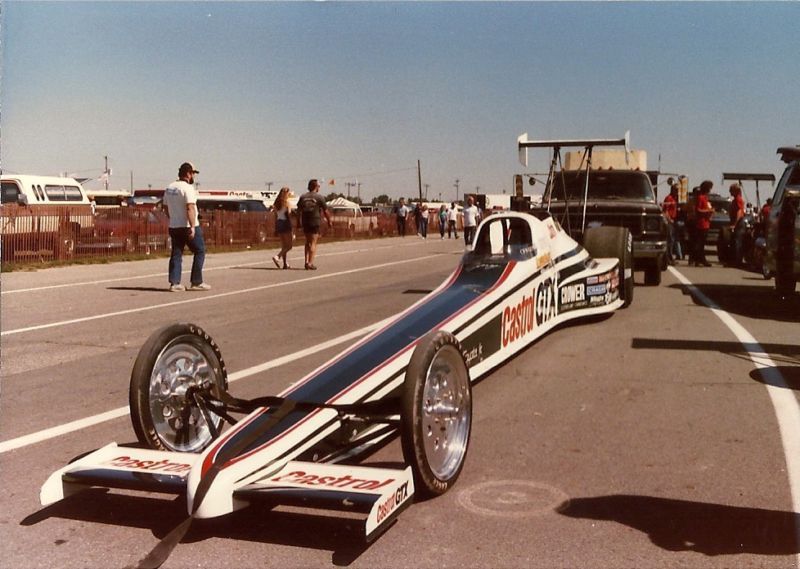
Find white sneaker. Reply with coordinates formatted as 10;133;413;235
169;283;185;292
272;256;281;268
187;283;211;291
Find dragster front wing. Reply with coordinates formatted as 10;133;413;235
40;443;414;542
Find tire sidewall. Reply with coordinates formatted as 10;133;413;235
129;323;227;451
401;330;471;498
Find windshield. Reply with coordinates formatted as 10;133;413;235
549;171;655;202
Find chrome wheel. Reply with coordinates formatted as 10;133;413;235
420;344;471;479
147;341;224;452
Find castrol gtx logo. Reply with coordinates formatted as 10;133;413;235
501;277;557;347
104;456;192;474
376;481;410;524
271;470;395;492
502;288;535;347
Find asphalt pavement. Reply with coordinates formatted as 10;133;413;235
1;237;799;569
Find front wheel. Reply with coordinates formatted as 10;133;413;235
129;323;228;452
401;331;472;498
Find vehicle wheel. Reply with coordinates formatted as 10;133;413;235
124;233;139;253
644;259;662;286
717;227;732;265
129;323;228;453
583;226;634;307
401;330;471;498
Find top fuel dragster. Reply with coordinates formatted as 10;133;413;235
40;135;635;568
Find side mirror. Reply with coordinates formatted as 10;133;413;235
17;194;28;206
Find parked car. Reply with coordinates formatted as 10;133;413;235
196;198;271;246
85;207;170;253
764;146;800;296
1;175;93;261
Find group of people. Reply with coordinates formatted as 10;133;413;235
164;164;332;291
662;178;772;269
395;196;481;245
662;179;716;267
164;162;488;291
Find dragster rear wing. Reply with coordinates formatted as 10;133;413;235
518;131;630;167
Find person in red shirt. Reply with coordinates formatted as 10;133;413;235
662;184;681;263
693;180;714;266
728;183;746;265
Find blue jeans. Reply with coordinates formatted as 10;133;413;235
169;226;206;286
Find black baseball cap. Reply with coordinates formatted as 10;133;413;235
179;162;200;176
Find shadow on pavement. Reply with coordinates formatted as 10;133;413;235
20;487;377;566
107;286;171;293
668;283;800;323
559;494;800;556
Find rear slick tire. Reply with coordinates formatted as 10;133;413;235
401;331;472;498
129;323;228;453
583;226;634;307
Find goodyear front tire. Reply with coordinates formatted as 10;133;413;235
583;226;634;307
401;331;471;498
129;323;228;453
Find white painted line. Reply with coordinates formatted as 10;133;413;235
1;253;444;336
669;266;800;559
0;241;421;295
0;317;392;454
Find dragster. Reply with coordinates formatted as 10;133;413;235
40;137;635;567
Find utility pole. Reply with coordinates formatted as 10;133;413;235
357;182;362;202
345;181;355;198
417;160;423;203
104;155;109;190
265;181;273;192
453;178;460;204
424;183;430;200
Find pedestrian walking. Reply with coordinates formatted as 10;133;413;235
418;202;429;239
163;162;210;291
296;179;331;270
396;198;409;237
447;203;459;239
272;187;294;269
437;204;447;239
462;195;481;246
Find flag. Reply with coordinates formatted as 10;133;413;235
329;179;335;186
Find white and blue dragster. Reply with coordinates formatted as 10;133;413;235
40;138;635;568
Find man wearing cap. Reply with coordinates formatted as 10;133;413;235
163;162;210;291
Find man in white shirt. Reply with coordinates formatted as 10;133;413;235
462;195;481;246
163;162;210;291
447;202;459;239
396;198;409;237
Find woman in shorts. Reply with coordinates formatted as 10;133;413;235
272;187;294;269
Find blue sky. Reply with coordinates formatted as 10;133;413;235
2;2;798;203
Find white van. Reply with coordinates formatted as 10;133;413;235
1;175;93;261
1;175;91;205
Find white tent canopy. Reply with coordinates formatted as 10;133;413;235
327;196;362;211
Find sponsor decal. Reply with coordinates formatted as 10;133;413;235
586;275;598;285
271;470;395;491
536;253;552;269
462;315;502;366
501;289;536;347
519;245;535;257
376;481;410;525
558;281;588;312
105;456;192;474
586;283;607;296
547;223;557;239
535;277;557;326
